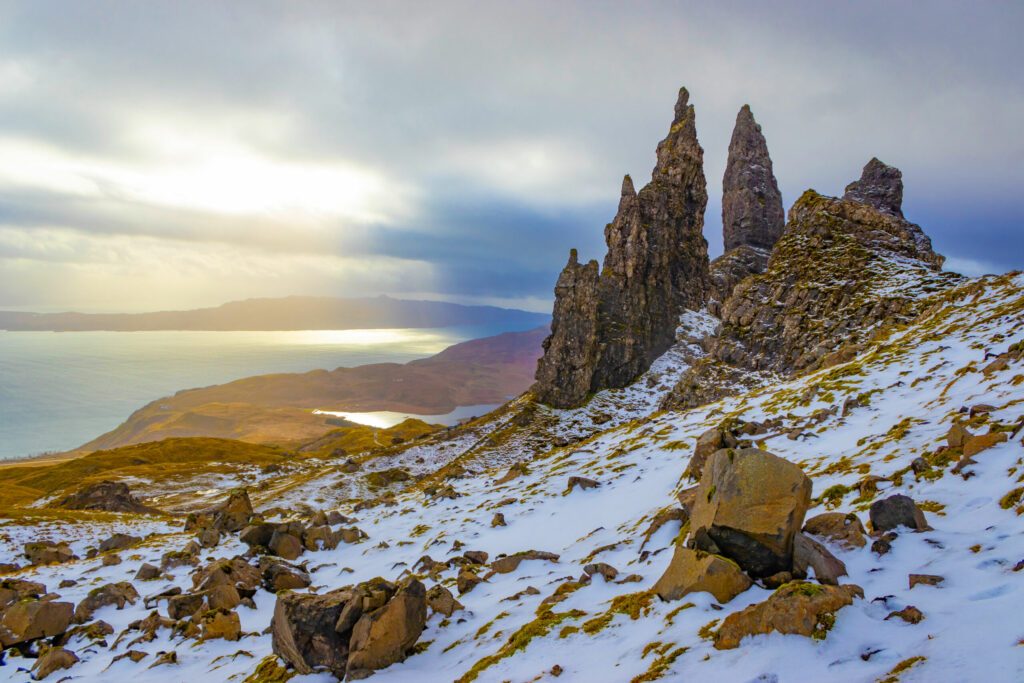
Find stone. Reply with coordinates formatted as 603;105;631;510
0;578;46;609
303;525;342;551
261;558;312;592
166;593;205;620
206;584;241;611
802;512;867;550
491;512;507;527
197;528;220;549
534;87;709;407
463;550;489;565
102;553;122;566
23;542;76;566
457;569;483;595
426;585;462;617
792;533;847;585
689;448;812;577
55;480;162;514
962;431;1008;458
192;557;262;593
653;547;752;603
843;157;904;217
200;608;241;641
272;589;354;677
686;427;726;480
346;579;427;679
98;533;141;553
583;562;619;582
565;476;600;494
886;605;924;624
490;550;560;574
0;599;73;647
186;488;253;534
268;531;303;561
946;421;969;448
869;495;929;533
31;645;79;679
136;563;161;581
239;522;275;548
74;582;139;623
909;574;944;590
715;582;863;649
722;105;784;253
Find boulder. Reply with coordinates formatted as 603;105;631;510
792;533;847;585
491;512;507;527
463;550;489;565
74;582;139;623
565;476;600;494
166;593;205;620
196;528;220;549
24;542;76;566
689;448;812;577
303;525;342;551
802;512;867;549
962;431;1008;458
946;422;969;449
0;599;73;647
206;584;241;611
457;569;483;595
714;582;863;649
261;558;312;592
269;531;304;561
686;428;727;480
583;562;619;582
239;522;275;548
98;533;141;554
0;578;46;610
200;608;241;641
55;480;161;514
653;547;752;603
869;494;929;533
136;563;161;581
31;645;79;679
491;550;560;574
886;605;924;624
426;585;462;617
909;574;944;590
346;579;427;679
186;488;253;534
192;557;262;593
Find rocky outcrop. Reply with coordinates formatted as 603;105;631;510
689;448;812;578
707;245;770;317
185;488;253;535
271;577;426;680
869;494;930;533
534;88;709;407
714;582;863;649
842;157;904;217
665;163;955;407
55;480;163;515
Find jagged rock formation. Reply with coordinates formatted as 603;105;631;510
665;160;957;408
842;157;904;217
708;105;784;315
534;88;709;407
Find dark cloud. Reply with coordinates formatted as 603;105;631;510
0;1;1020;309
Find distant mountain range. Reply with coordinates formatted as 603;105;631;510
0;295;550;332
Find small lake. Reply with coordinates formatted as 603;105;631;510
0;324;518;460
314;404;501;429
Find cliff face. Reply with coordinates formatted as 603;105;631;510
533;88;709;407
708;105;784;315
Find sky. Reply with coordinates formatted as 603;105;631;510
0;1;1021;313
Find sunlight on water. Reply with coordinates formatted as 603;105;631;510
288;328;451;348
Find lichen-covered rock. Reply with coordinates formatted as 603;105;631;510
689;448;812;578
260;558;311;592
653;547;752;603
55;480;162;514
74;582;139;623
23;542;76;566
426;585;462;617
192;557;262;593
792;533;847;585
31;645;79;680
186;488;253;534
200;608;241;641
802;512;867;549
490;550;560;574
707;245;770;317
534;87;709;407
98;533;142;554
869;494;930;533
0;578;46;610
714;581;863;649
0;599;73;647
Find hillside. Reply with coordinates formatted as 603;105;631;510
76;326;547;452
0;89;1019;683
0;296;549;332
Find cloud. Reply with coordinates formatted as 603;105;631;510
0;1;1021;310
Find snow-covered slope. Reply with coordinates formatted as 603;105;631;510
1;273;1022;682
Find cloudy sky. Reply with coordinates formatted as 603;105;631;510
0;2;1020;313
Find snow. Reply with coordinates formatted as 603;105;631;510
0;275;1022;682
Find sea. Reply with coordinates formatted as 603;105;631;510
0;325;512;461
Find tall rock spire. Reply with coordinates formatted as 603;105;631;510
533;88;710;408
722;105;784;252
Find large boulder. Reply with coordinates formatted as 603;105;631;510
74;582;139;623
31;645;79;679
347;579;427;680
54;480;162;514
689;448;812;577
802;512;867;549
24;542;76;566
869;494;929;533
271;577;427;679
0;599;73;647
191;557;262;593
715;582;863;649
0;579;46;610
653;547;752;603
792;533;847;585
185;488;253;534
